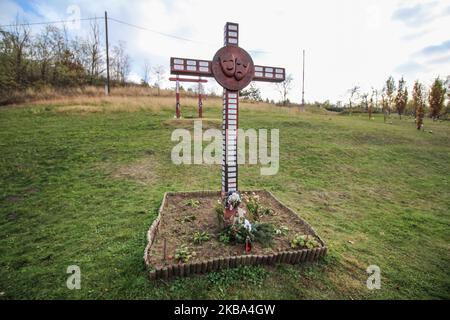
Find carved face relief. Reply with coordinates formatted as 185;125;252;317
220;53;236;77
234;57;249;81
212;46;254;91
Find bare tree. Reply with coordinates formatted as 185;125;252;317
142;59;151;86
46;25;70;84
361;92;369;116
348;86;360;115
380;87;389;123
152;65;165;95
372;87;378;109
386;76;395;116
276;73;293;106
34;26;53;82
85;21;103;84
369;87;378;119
1;15;31;85
110;41;130;84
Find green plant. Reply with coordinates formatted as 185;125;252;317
244;193;274;221
245;194;260;217
252;222;275;247
290;234;319;249
274;226;289;236
219;222;274;247
180;214;196;223
218;233;230;244
175;245;193;263
220;224;253;244
260;207;275;216
185;199;200;208
214;201;225;227
207;265;268;289
193;231;210;244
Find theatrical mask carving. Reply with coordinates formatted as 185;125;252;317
234;57;249;81
219;53;250;81
219;53;236;77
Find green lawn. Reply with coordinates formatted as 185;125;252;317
0;99;449;299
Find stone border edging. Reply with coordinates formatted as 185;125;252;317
144;190;327;280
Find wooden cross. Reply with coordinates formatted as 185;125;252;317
170;22;285;196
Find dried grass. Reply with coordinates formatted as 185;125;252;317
4;85;330;117
111;157;159;185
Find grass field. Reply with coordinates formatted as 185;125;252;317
0;95;449;299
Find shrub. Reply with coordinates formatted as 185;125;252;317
274;226;289;236
243;193;274;221
290;234;319;249
220;224;253;244
214;201;225;227
219;222;274;247
185;199;200;208
180;214;196;223
175;245;193;263
252;222;275;247
218;233;230;244
193;231;210;244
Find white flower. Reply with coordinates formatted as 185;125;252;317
229;192;240;203
244;219;252;232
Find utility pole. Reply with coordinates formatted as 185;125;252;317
301;49;305;111
104;11;110;96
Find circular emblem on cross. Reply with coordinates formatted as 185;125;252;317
212;46;254;91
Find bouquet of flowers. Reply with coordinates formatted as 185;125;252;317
224;191;241;210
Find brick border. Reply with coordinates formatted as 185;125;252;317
144;190;327;280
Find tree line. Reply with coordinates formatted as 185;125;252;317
344;76;448;129
0;19;133;104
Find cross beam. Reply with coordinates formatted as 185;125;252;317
170;60;285;83
169;22;285;198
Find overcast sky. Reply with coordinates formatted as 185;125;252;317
1;0;449;103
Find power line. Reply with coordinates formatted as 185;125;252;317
0;15;274;55
109;17;274;55
108;17;214;46
0;17;103;28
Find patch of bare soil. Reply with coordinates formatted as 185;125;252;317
148;190;323;268
112;157;158;185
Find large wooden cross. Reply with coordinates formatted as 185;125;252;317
170;22;285;197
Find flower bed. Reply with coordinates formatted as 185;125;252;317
144;190;327;280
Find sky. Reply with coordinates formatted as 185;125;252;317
1;0;449;104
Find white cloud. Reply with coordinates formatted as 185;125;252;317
1;0;449;103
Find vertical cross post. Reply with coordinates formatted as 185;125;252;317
221;22;240;197
175;76;181;119
198;77;203;118
222;90;238;196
